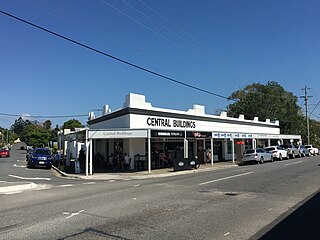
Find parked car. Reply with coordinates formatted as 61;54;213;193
279;144;300;158
264;146;288;160
0;148;10;158
295;145;310;157
26;148;34;162
304;145;319;156
27;148;52;169
239;148;273;165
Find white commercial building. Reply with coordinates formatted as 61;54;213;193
64;93;301;175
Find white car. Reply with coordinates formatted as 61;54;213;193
304;145;319;155
265;146;288;160
239;148;273;165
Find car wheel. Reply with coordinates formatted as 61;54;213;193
270;156;274;162
260;157;264;164
279;154;282;161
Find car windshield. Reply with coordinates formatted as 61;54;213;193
265;147;275;151
34;149;51;155
245;149;255;154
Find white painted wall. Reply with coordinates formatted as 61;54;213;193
90;115;130;129
129;114;280;134
128;138;146;169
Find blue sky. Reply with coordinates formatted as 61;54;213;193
1;0;320;129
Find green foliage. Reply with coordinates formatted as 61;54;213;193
20;125;52;148
308;120;320;147
0;127;17;147
62;119;83;131
10;117;82;148
10;117;36;135
43;120;52;130
10;117;61;147
227;81;305;135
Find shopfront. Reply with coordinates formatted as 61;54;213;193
62;93;301;175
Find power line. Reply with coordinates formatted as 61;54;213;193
118;0;230;71
137;0;254;78
0;112;87;119
0;9;232;101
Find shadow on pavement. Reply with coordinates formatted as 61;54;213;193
252;190;320;240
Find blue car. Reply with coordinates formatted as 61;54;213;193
27;148;52;169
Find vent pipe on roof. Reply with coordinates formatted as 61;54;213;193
220;111;227;118
103;105;111;115
88;112;96;120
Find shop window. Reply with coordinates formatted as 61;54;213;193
227;140;233;154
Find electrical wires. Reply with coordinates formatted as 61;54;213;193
0;112;87;119
0;9;232;101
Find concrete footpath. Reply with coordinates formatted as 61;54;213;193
53;161;237;180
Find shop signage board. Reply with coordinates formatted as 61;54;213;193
213;132;253;139
252;134;301;139
186;131;212;138
151;130;185;138
147;117;196;129
89;129;148;139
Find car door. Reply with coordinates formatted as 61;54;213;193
262;149;271;161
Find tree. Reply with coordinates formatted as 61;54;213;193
0;127;17;147
308;119;320;146
227;81;304;134
43;120;52;130
62;119;83;131
20;125;51;148
11;117;31;135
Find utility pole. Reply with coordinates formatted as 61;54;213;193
301;86;312;145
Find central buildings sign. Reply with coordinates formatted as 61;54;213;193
147;117;196;129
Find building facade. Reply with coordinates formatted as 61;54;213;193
64;93;301;175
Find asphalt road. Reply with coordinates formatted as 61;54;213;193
0;142;82;186
1;143;320;239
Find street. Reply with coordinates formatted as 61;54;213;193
1;144;320;239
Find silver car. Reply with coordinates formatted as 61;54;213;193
239;148;273;165
280;144;300;158
295;145;310;157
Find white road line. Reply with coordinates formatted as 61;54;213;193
4;191;23;195
63;210;84;219
17;160;26;163
199;172;254;185
56;184;74;188
82;182;95;185
285;161;302;166
13;164;26;168
8;175;51;181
